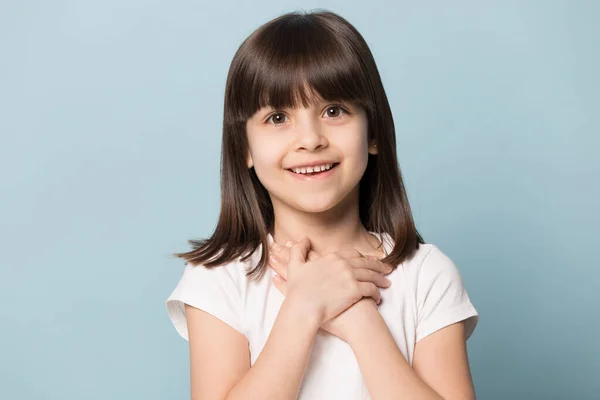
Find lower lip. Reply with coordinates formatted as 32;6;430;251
286;163;339;181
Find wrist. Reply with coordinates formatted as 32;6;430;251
283;293;323;330
344;300;381;345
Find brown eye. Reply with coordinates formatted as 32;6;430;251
323;106;346;119
267;113;288;125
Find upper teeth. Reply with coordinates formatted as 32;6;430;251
291;163;334;174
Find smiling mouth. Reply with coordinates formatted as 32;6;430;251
286;163;340;176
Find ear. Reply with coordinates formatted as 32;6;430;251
368;140;378;155
246;151;254;168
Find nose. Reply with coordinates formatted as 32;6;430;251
294;117;328;152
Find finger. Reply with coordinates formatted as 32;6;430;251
365;253;383;261
268;253;288;280
335;248;364;259
289;237;310;264
353;268;392;288
350;257;393;275
273;275;287;296
271;240;285;253
307;249;320;262
272;241;320;264
358;282;382;304
270;241;291;264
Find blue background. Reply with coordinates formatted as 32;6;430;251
1;1;598;399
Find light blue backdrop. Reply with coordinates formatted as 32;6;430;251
1;1;598;399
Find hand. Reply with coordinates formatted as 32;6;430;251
323;296;380;342
268;238;393;341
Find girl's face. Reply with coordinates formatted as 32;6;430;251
245;97;377;214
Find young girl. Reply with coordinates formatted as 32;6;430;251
166;10;479;400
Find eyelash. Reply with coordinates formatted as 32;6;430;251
265;105;349;126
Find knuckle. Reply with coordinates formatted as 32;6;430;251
336;258;349;268
346;249;359;258
342;267;354;281
342;260;354;272
349;280;361;295
326;252;338;261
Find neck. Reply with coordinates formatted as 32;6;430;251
270;186;383;258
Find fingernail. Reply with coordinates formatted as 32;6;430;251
385;278;392;286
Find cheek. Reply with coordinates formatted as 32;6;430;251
247;140;287;186
247;131;282;166
334;124;370;162
334;124;370;179
251;146;283;171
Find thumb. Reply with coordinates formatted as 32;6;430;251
289;236;310;264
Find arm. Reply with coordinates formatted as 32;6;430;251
226;295;321;399
345;300;475;400
186;295;321;400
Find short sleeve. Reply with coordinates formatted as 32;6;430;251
415;245;479;342
165;261;245;341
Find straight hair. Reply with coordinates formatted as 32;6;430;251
174;10;425;282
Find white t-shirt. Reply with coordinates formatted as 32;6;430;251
166;232;479;399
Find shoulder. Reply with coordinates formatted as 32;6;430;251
393;241;459;278
165;244;267;340
169;241;271;302
185;257;249;280
184;241;266;280
378;232;435;269
412;244;479;341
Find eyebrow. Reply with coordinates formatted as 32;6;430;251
260;99;352;113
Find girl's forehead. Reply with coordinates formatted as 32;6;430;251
257;84;358;110
254;97;359;116
239;68;372;121
258;82;323;108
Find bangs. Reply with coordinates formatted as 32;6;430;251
228;13;375;122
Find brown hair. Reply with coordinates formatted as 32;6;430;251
174;10;425;282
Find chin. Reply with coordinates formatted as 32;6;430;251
296;204;337;214
290;197;342;214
